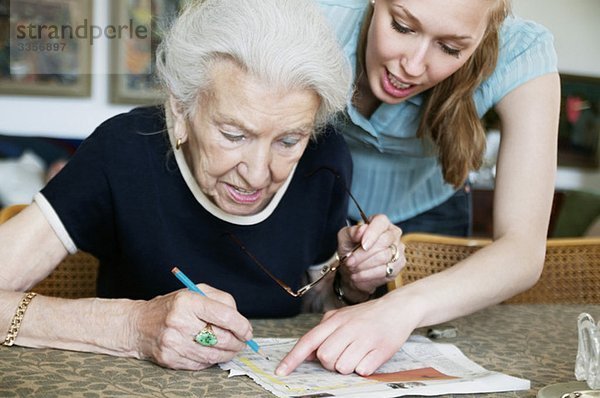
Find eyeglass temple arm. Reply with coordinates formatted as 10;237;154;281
226;233;299;296
305;166;369;224
347;190;369;224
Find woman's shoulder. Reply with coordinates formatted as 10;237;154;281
310;126;351;158
499;15;555;56
95;105;165;134
75;105;167;160
476;15;557;109
501;15;553;35
315;0;367;47
300;125;352;176
315;0;366;27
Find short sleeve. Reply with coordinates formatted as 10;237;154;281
39;121;118;260
475;16;559;115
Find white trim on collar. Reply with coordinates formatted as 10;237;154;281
165;106;296;226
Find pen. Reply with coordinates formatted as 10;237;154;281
171;267;269;360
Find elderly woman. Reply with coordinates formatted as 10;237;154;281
0;0;403;371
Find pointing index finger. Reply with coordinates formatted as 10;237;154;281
275;317;338;376
275;336;318;375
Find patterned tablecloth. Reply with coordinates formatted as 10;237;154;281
0;304;595;397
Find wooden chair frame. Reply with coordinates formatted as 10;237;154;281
389;233;600;304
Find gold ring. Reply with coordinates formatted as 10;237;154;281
194;324;218;347
388;244;400;264
386;244;400;278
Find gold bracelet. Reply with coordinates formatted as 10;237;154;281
3;292;37;347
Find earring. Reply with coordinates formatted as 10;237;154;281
370;0;375;5
176;138;182;151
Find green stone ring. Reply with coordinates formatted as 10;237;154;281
194;324;218;347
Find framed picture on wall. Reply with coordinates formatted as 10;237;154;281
558;73;600;169
109;0;184;105
0;0;92;97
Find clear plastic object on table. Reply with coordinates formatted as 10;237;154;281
576;313;600;389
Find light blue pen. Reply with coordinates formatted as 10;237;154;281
171;267;269;360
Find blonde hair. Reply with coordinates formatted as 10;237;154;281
358;0;510;187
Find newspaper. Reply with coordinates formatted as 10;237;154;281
219;336;529;397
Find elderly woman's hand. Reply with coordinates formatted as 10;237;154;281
131;284;253;370
336;214;405;299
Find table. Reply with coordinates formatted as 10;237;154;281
0;304;596;397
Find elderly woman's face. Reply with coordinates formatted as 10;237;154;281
183;61;319;216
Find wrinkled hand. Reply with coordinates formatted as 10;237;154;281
337;214;405;295
276;296;415;376
132;284;253;370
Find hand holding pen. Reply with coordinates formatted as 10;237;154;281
171;267;269;359
128;268;257;370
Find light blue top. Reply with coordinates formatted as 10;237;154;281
317;0;558;223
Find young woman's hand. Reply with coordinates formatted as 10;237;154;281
276;293;416;376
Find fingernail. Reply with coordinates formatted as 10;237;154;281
275;363;287;376
362;239;371;251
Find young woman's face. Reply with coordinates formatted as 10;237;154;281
364;0;492;104
183;60;319;216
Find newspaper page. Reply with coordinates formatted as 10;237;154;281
219;336;529;397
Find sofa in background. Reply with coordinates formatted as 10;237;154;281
0;133;83;207
552;189;600;237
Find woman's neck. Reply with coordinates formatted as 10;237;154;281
352;72;381;118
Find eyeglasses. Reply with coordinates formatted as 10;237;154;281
226;166;369;298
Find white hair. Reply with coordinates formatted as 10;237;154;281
156;0;352;130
